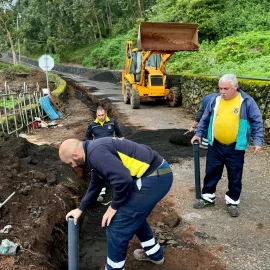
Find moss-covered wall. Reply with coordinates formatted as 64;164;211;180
167;74;270;140
49;73;67;101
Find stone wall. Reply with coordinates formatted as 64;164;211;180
167;74;270;140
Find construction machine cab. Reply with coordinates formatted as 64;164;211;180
130;51;162;83
122;22;198;109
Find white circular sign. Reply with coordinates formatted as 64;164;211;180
38;54;55;71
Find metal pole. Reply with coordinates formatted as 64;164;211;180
68;217;79;270
45;54;50;95
17;14;21;64
193;140;201;199
45;70;49;92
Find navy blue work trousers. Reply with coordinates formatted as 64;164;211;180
105;160;173;270
202;141;245;203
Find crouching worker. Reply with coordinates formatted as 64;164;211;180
59;137;173;269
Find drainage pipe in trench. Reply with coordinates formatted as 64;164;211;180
193;140;201;199
68;217;79;270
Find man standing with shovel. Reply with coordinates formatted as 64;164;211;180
191;74;263;217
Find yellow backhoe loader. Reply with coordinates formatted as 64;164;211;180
121;22;198;109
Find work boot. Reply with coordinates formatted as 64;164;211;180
97;195;104;203
227;205;239;217
199;144;208;149
133;249;164;265
193;199;215;209
97;187;106;203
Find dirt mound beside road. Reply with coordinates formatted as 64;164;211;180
0;137;84;269
91;71;118;83
81;70;117;83
0;69;54;94
123;127;207;164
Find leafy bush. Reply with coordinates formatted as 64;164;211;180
0;62;9;71
166;31;270;77
148;0;270;41
61;47;93;64
0;96;21;109
0;63;31;73
82;35;130;70
9;64;31;73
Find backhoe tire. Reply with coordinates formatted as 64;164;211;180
124;81;131;104
167;87;182;107
130;89;140;109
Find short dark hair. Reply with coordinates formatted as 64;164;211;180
96;106;106;113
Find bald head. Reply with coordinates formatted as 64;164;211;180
59;138;85;168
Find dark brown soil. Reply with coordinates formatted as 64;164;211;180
0;69;226;270
0;69;55;94
0;137;84;269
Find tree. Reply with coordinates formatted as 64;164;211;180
0;0;17;65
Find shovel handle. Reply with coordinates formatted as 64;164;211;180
0;192;15;208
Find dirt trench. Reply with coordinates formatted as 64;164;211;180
0;69;227;270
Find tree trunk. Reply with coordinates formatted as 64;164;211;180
106;0;112;35
90;21;97;42
137;0;144;18
92;4;102;39
7;30;17;66
0;17;17;66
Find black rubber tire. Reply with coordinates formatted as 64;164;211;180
167;87;182;107
124;81;131;104
130;89;140;109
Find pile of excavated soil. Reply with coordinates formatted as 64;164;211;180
81;70;117;82
91;71;118;83
124;128;207;164
0;69;55;94
0;137;86;270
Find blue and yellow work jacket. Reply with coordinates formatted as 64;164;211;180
79;137;163;211
195;89;263;150
85;116;123;140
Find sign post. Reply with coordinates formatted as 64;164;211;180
38;54;55;95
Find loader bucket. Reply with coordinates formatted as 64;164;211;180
138;22;198;51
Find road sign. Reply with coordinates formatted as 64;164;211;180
38;54;54;71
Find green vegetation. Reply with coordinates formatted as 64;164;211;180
0;62;31;73
0;96;21;109
82;35;132;69
7;64;31;73
166;31;270;77
1;0;270;77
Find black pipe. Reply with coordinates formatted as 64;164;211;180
68;217;79;270
193;140;201;199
